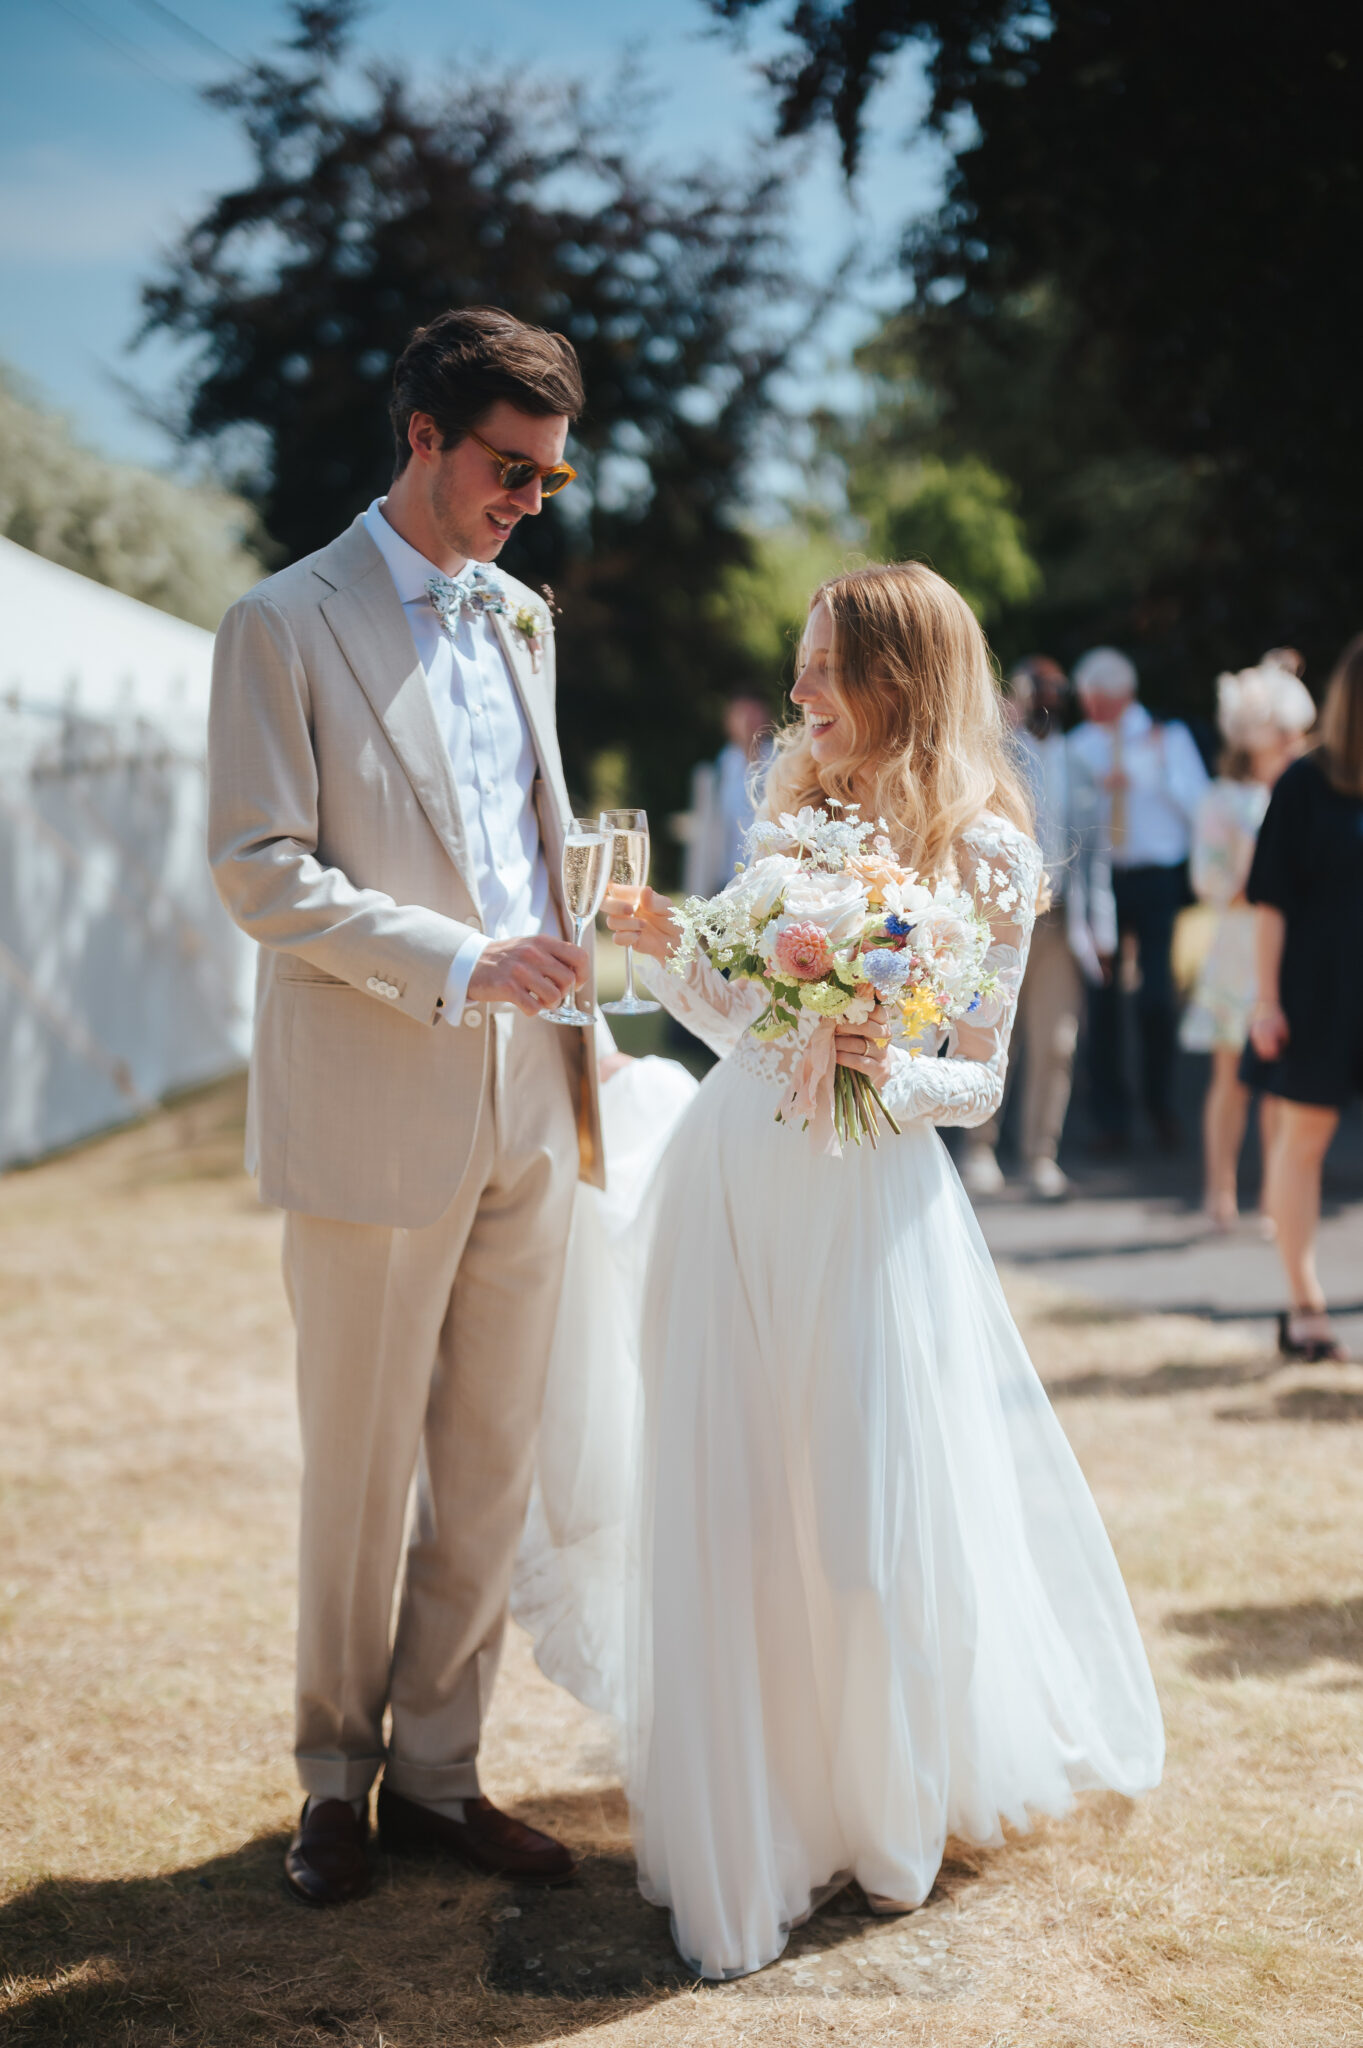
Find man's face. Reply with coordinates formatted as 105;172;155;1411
1080;686;1132;728
419;399;570;563
724;696;769;753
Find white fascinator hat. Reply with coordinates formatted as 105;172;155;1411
1216;663;1316;752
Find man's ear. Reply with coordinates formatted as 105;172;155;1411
407;412;444;465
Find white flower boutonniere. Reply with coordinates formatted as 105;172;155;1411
511;584;561;673
511;601;547;671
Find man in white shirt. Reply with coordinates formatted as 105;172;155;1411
208;308;599;1907
1068;646;1209;1150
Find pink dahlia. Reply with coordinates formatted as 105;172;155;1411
773;920;834;981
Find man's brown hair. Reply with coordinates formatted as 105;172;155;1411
389;307;584;475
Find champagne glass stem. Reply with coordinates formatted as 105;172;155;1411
622;941;639;1005
569;914;590;1019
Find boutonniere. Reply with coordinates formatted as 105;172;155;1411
510;585;561;673
511;601;547;670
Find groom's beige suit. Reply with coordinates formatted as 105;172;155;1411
208;512;601;1804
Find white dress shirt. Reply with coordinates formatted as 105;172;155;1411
362;498;551;1023
1068;700;1209;869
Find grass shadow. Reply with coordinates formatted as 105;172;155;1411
1046;1357;1277;1401
0;1803;679;2047
1166;1595;1363;1679
1216;1383;1363;1424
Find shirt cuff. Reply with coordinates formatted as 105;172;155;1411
438;930;489;1026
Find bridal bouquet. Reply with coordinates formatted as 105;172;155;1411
671;804;1011;1151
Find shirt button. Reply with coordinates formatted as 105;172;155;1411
463;1008;483;1028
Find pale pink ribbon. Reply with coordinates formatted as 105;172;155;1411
780;1018;842;1156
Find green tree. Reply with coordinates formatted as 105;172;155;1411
715;0;1363;698
140;1;806;830
0;368;264;629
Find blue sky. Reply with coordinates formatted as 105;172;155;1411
2;0;947;475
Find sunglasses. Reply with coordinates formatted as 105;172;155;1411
469;431;577;498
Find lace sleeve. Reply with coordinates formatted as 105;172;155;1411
636;950;769;1059
881;814;1043;1129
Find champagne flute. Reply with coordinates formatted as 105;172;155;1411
541;816;610;1027
600;807;661;1016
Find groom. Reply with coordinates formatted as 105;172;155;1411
208;307;602;1905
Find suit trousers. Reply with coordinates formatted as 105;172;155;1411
1085;862;1187;1137
283;1007;579;1803
977;906;1082;1164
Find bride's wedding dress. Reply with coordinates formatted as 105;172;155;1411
513;812;1164;1981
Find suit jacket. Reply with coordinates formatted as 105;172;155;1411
207;514;603;1227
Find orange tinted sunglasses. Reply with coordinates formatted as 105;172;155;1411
469;431;577;498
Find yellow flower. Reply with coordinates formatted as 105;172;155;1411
898;984;945;1038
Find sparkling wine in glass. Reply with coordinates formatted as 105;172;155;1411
542;817;610;1027
600;807;661;1015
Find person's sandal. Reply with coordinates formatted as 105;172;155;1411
1278;1310;1347;1364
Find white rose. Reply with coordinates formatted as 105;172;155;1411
911;905;981;986
781;869;869;948
727;853;799;920
881;877;933;918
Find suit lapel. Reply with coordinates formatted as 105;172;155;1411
490;610;569;810
490;609;574;929
317;531;482;919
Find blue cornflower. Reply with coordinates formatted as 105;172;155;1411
884;913;915;938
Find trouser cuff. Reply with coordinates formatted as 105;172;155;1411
381;1757;482;1803
296;1751;384;1802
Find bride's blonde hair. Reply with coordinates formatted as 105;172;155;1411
760;561;1034;881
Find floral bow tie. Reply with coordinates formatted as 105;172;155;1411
425;567;507;629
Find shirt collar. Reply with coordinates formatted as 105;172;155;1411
1118;699;1152;738
361;497;504;611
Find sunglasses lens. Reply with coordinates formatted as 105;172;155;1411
540;468;574;497
500;460;538;490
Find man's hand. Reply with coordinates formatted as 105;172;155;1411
466;936;588;1018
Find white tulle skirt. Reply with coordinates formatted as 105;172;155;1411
512;1053;1164;1981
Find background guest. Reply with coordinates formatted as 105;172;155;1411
962;655;1101;1201
1180;662;1316;1228
1069;647;1210;1153
1243;636;1363;1362
682;691;773;898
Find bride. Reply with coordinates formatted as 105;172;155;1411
513;562;1164;1982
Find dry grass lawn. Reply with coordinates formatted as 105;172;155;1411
2;1078;1361;2048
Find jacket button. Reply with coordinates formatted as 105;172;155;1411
383;983;398;999
366;976;381;992
463;1008;483;1028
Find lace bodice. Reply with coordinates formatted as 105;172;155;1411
639;813;1043;1129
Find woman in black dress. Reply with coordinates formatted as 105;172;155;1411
1242;635;1363;1361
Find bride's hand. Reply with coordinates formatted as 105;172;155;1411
604;884;682;963
835;1003;894;1089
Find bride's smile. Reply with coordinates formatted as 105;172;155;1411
791;599;846;763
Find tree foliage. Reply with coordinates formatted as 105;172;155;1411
140;0;806;828
716;0;1363;699
0;368;265;630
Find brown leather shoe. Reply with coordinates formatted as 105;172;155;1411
284;1798;370;1906
377;1784;576;1885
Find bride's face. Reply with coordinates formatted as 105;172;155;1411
791;602;850;766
